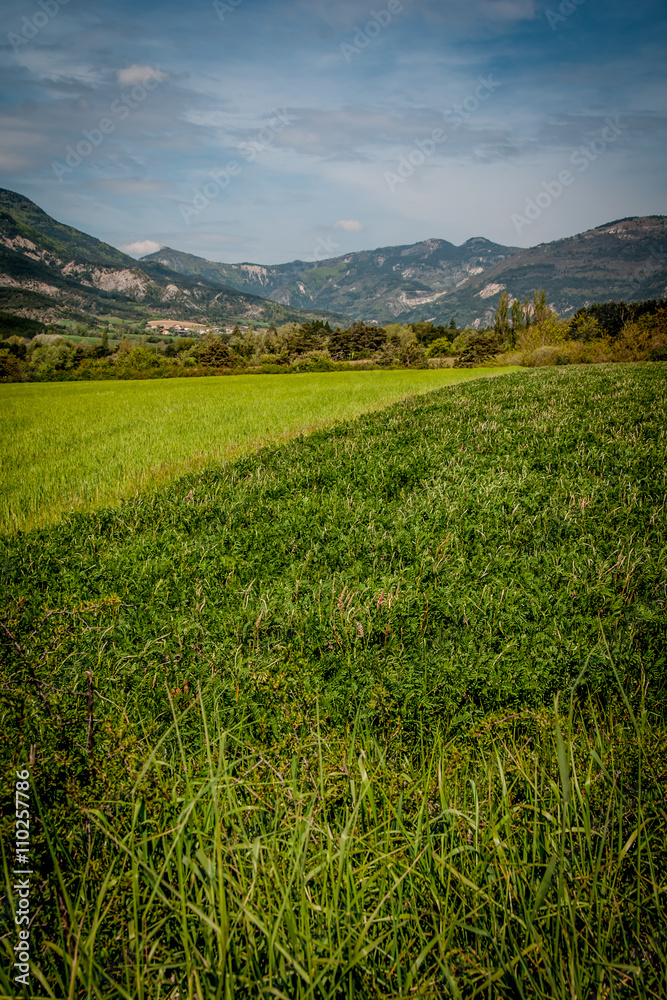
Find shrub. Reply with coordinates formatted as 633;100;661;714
426;337;454;357
291;350;337;372
453;332;502;367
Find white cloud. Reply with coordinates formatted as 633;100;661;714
116;65;169;86
120;239;162;257
334;219;364;231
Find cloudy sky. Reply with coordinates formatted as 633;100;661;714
1;0;665;263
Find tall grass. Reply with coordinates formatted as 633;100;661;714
1;364;664;998
4;688;664;999
0;367;517;534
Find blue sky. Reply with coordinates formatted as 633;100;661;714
1;0;665;262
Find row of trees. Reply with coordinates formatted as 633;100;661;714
0;318;471;381
491;291;667;366
1;296;665;381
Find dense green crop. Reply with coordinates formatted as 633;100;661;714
0;367;516;533
1;364;665;998
4;364;664;730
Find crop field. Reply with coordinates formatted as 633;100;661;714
1;363;666;998
0;367;517;534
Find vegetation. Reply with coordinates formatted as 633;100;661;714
141;241;520;327
143;216;667;327
2;292;665;385
0;367;515;533
0;189;349;330
1;364;665;997
488;292;667;367
0;317;458;383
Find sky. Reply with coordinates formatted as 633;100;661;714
1;0;665;264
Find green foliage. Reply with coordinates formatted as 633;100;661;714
426;337;454;358
450;326;478;353
412;321;450;346
0;311;45;339
1;365;665;997
0;368;509;533
568;312;601;341
200;338;235;368
291;350;338;372
494;290;511;344
571;298;666;339
4;296;662;383
300;319;332;336
375;325;428;368
489;293;667;369
532;289;550;326
329;323;386;360
453;331;501;367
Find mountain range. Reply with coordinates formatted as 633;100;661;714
142;236;518;325
0;189;344;328
144;217;667;327
0;186;665;330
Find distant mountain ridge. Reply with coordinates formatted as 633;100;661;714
0;189;346;326
1;188;664;330
144;236;522;325
144;217;667;326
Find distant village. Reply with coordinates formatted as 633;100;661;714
146;319;238;337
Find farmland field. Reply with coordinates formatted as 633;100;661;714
0;367;518;534
1;363;666;998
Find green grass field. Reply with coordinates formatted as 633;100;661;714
1;364;665;998
0;367;518;533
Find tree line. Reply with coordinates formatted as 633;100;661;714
0;317;467;382
490;291;667;366
1;295;665;382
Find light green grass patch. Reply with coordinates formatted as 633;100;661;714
1;367;518;533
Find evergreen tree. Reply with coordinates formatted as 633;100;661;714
329;322;386;360
200;338;234;367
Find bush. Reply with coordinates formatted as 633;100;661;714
291;350;337;372
521;345;569;367
453;332;502;367
426;337;454;358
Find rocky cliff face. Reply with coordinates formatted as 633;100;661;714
144;236;521;323
0;189;344;326
145;217;667;326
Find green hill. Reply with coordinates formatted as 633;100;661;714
0;189;348;327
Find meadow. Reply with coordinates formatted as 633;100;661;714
0;367;517;534
1;363;666;998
